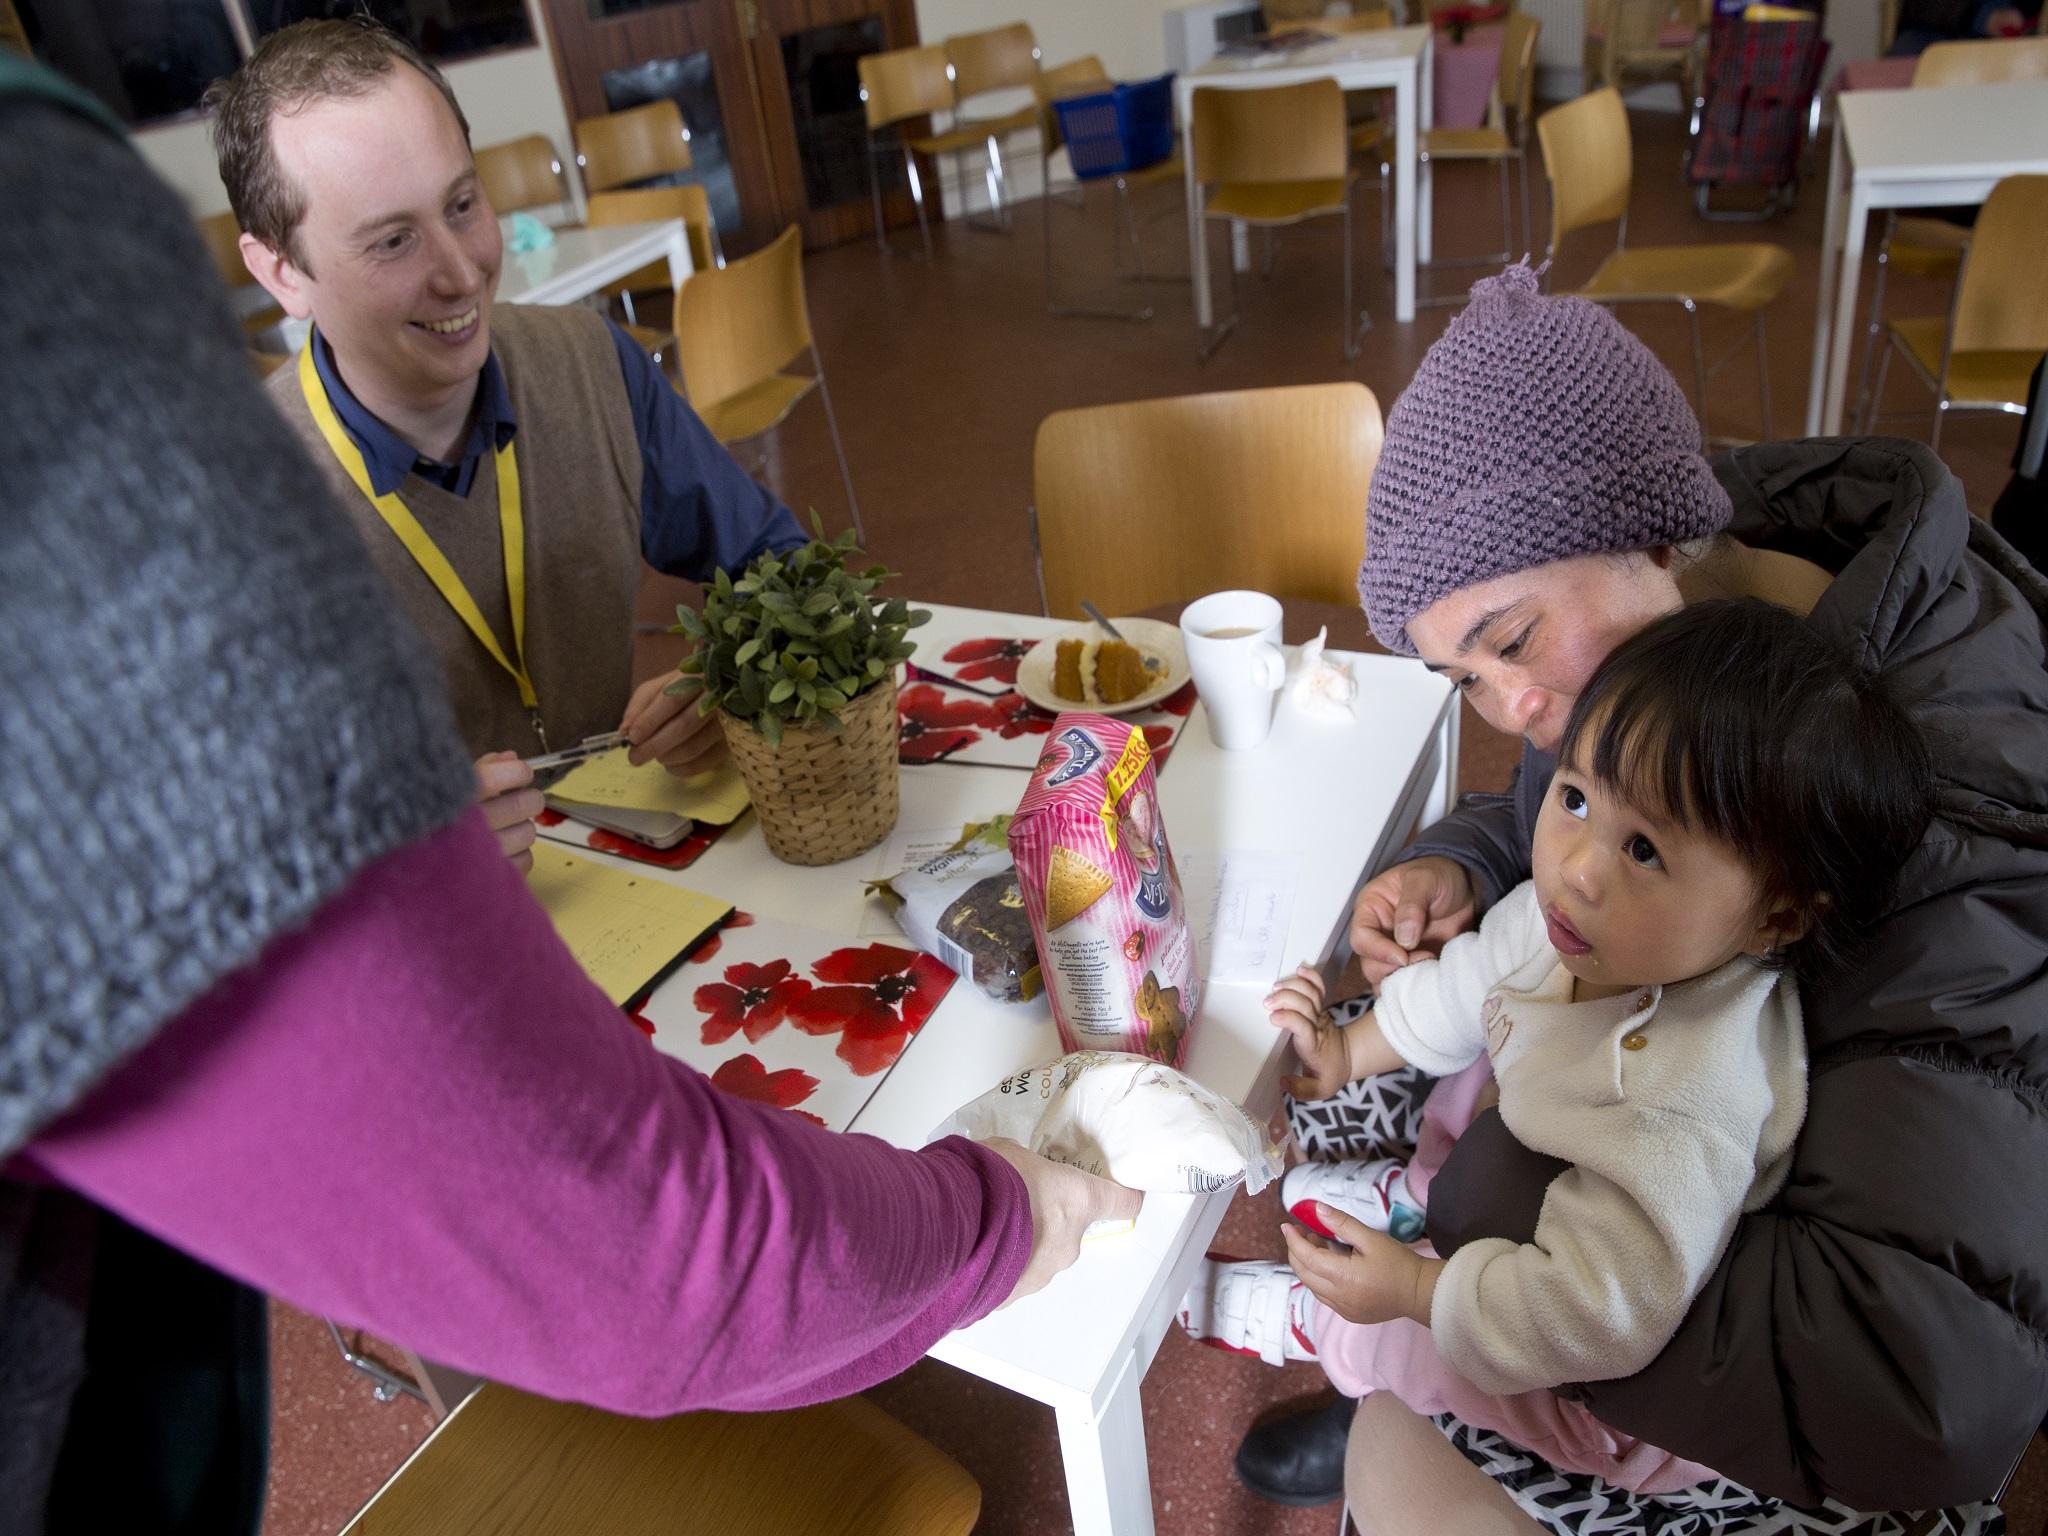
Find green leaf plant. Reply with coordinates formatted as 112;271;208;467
669;515;930;751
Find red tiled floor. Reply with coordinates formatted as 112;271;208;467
258;103;2043;1534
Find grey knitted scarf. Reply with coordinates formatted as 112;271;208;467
0;91;475;1157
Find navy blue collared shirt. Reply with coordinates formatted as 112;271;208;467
310;320;807;580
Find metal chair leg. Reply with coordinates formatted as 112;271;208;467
866;130;889;257
1344;201;1357;362
1044;175;1152;321
1195;208;1241;363
907;146;933;260
1753;310;1773;440
1517;148;1531;261
988;135;1013;233
1863;335;1896;435
1686;300;1711;441
810;358;864;546
1852;214;1898;431
1498;157;1514;258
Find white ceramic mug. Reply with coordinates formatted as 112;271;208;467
1180;590;1286;750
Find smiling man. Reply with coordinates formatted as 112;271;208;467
206;19;805;865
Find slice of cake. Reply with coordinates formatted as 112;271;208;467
1093;640;1151;704
1053;638;1088;702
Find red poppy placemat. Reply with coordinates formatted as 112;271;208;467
629;909;960;1132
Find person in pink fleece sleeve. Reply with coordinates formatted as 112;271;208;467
0;58;1136;1536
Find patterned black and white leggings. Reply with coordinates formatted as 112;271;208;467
1288;1001;2006;1536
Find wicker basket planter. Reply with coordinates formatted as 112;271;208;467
720;676;900;866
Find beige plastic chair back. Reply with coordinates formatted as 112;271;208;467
196;210;256;289
946;23;1039;100
1609;0;1681;56
1034;55;1114;152
1537;87;1632;242
1913;35;2048;85
339;1383;979;1536
1500;12;1543;127
587;185;720;275
672;224;811;415
475;135;570;216
575;100;692;194
1033;383;1383;618
1947;175;2048;355
1192;78;1348;186
860;45;955;131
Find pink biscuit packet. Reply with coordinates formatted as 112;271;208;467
1009;715;1200;1067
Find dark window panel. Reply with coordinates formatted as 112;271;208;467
17;0;241;127
600;52;740;243
245;0;535;62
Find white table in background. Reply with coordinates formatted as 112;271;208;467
584;603;1457;1536
498;219;694;307
1177;26;1434;326
1804;79;2048;436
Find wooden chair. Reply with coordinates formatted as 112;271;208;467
1033;55;1184;321
340;1384;978;1536
859;44;1013;259
1190;80;1368;363
1850;38;2048;422
1030;383;1383;619
1418;12;1544;304
1591;0;1701;104
574;98;693;195
1861;175;2048;450
196;210;287;348
670;224;863;541
944;22;1043;230
1915;34;2048;83
474;134;575;223
1536;87;1793;440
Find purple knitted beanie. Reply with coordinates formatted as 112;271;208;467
1359;262;1732;656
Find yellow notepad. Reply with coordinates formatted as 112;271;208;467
528;846;731;1007
549;751;751;826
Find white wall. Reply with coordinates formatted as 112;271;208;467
135;10;575;219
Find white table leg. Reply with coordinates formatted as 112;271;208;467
1232;220;1250;273
1055;1351;1154;1536
1418;43;1435;266
1394;71;1418;322
1821;184;1872;436
1804;125;1848;435
1185;86;1213;331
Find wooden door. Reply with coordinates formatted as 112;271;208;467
536;0;781;253
744;0;924;249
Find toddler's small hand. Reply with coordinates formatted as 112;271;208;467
1283;1203;1441;1328
1266;965;1348;1100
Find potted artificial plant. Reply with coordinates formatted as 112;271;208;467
673;524;927;866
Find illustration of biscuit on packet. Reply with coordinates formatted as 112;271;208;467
1009;714;1200;1067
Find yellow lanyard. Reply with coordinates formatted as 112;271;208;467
297;340;539;722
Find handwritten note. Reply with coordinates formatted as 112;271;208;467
1181;850;1302;986
549;751;751;826
528;846;731;1006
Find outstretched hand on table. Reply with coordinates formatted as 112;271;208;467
982;1138;1145;1306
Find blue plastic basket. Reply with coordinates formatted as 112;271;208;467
1052;72;1176;181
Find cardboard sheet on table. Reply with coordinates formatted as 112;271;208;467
548;751;751;824
528;845;731;1007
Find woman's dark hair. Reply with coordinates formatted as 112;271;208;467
1556;599;1934;985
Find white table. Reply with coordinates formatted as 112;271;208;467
498;219;695;307
1178;26;1434;327
1804;79;2048;436
589;603;1457;1535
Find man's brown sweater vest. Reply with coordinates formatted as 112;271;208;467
270;304;645;757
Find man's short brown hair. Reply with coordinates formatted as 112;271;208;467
203;17;472;270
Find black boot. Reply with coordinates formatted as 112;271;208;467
1234;1393;1358;1507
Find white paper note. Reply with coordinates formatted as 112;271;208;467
859;826;985;939
1181;850;1302;987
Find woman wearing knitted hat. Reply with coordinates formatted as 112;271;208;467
1232;265;2048;1531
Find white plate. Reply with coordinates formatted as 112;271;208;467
1014;618;1190;717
